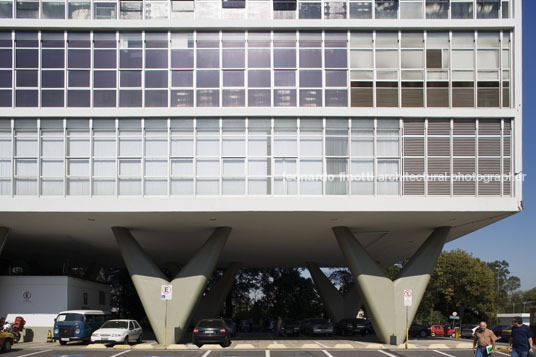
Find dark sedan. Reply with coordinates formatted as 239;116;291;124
409;322;430;338
192;319;231;348
335;318;369;336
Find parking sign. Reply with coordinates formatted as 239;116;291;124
161;284;172;300
403;289;413;307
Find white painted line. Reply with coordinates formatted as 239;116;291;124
201;350;212;357
315;341;330;348
17;350;52;357
378;350;398;357
322;349;335;357
495;352;510;356
110;350;131;357
433;350;456;357
265;350;270;357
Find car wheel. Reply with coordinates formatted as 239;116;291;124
137;334;143;344
419;330;427;338
3;340;12;352
59;340;67;345
123;336;129;345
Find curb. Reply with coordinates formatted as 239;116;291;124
166;344;189;350
267;344;287;349
112;344;131;350
86;344;107;349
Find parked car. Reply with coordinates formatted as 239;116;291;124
490;324;509;340
461;324;479;339
0;332;14;352
301;319;334;336
281;320;301;337
193;319;231;348
90;319;143;345
223;319;237;337
501;326;513;341
335;318;369;336
430;325;455;337
54;310;110;345
409;323;430;338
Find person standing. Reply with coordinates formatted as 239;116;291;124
508;316;534;357
473;321;497;357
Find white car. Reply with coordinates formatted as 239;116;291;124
90;319;143;345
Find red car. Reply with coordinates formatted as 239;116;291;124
0;332;14;352
431;325;455;337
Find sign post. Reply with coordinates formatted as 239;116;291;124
403;289;413;349
161;285;172;346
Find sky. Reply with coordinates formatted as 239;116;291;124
444;0;535;290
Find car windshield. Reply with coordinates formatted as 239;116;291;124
198;320;224;328
57;313;84;322
101;321;128;329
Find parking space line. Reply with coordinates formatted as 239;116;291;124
17;350;52;357
201;351;211;357
110;350;131;357
433;350;456;357
265;350;270;357
495;352;509;356
378;350;398;357
314;341;330;348
321;350;334;357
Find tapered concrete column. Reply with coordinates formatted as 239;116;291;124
191;262;240;323
112;226;231;345
0;226;9;256
333;226;450;345
306;262;362;323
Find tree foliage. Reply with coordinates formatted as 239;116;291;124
416;250;496;324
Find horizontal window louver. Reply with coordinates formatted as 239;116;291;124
478;158;501;196
428;119;450;135
452;83;474;107
503;120;512;136
429;157;451;195
351;86;373;107
453;137;475;156
453;158;476;195
403;120;425;136
478;120;501;136
403;137;425;156
428;137;450;156
453;120;476;135
477;82;500;107
503;158;511;195
503;136;511;156
427;87;449;107
403;158;425;195
376;83;398;107
402;83;424;107
478;137;501;156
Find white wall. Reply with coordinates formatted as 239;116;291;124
0;276;68;317
0;276;111;318
67;278;111;311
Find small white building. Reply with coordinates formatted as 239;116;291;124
0;276;111;342
496;313;530;326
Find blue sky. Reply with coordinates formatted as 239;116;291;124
445;0;535;290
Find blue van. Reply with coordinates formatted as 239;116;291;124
53;310;109;345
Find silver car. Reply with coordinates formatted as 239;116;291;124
91;319;143;345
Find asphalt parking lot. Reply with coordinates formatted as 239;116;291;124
1;349;512;357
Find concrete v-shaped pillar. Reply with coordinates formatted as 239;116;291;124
333;226;450;345
112;226;231;345
306;262;362;323
191;262;240;324
0;226;9;256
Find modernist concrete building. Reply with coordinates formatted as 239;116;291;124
0;0;522;346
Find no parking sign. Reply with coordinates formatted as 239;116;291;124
161;284;172;300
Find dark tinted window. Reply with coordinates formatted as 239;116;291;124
197;320;225;328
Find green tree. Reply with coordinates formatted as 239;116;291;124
416;250;496;324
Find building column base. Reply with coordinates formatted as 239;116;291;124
112;226;231;345
333;226;450;345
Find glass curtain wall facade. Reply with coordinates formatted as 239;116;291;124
0;0;519;200
0;30;512;109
